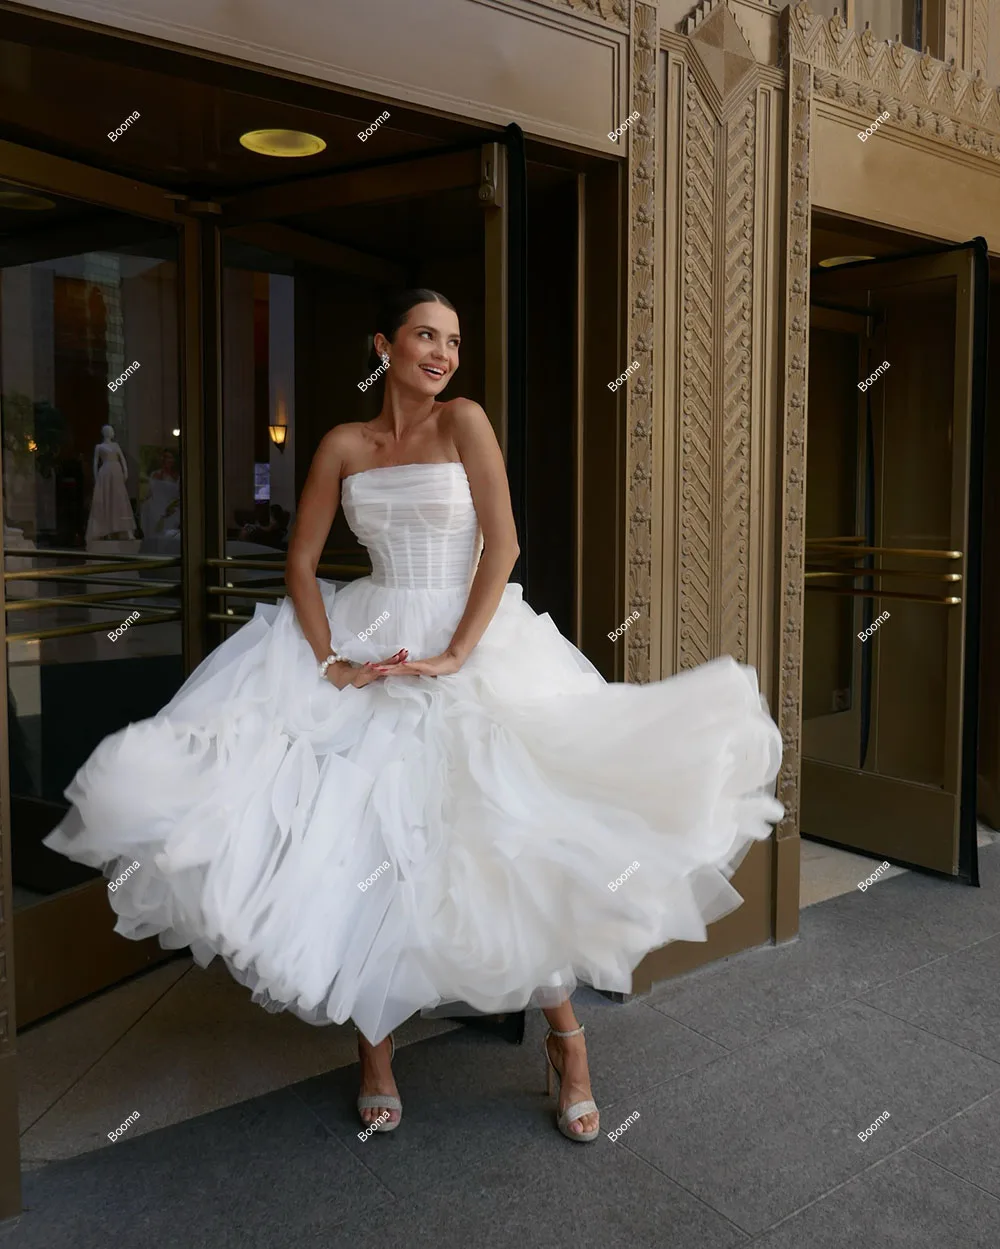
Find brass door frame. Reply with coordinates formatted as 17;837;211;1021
0;139;212;1214
802;243;986;881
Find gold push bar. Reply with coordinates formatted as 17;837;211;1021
7;611;183;642
804;544;963;560
4;557;180;580
208;586;284;603
5;584;180;612
205;559;368;577
805;568;963;582
2;548;181;562
207;611;253;625
804;585;961;605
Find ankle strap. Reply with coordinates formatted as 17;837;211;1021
548;1025;585;1038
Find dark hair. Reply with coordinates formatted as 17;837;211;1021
365;288;457;375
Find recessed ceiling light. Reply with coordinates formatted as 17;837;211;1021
818;254;876;268
239;129;327;157
0;190;56;211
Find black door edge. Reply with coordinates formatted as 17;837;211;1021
959;235;988;886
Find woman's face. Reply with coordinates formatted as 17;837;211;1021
376;301;460;397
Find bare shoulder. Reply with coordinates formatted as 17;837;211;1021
316;423;361;467
440;398;496;451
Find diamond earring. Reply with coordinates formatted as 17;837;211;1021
380;353;389;367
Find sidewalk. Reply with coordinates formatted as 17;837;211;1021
4;842;1000;1248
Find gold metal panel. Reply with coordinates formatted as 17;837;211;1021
12;885;171;1027
802;759;957;874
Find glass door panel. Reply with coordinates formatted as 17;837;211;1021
0;182;187;1021
803;243;987;881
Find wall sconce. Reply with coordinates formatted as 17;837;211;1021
269;423;287;453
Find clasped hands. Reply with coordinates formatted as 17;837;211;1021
324;647;465;689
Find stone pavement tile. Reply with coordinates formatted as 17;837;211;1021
909;1088;1000;1198
334;1125;749;1249
1;1088;389;1249
750;1148;1000;1248
601;999;1000;1235
858;933;1000;1063
644;893;950;1050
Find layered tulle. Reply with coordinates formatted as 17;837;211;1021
45;462;784;1043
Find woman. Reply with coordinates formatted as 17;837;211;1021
45;289;783;1144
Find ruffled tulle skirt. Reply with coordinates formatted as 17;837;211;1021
45;577;783;1043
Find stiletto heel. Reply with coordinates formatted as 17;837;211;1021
543;1024;599;1143
355;1028;402;1132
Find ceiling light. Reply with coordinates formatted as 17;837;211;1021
818;255;876;268
0;190;56;211
239;129;327;158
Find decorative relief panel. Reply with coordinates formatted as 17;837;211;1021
531;0;629;30
971;0;989;78
775;47;811;843
721;95;754;663
677;77;716;671
787;0;1000;149
626;0;657;683
666;0;761;672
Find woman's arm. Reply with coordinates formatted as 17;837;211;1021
285;430;344;666
442;400;520;664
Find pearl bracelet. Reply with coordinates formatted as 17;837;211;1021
318;651;341;679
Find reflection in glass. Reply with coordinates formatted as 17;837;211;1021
1;229;183;911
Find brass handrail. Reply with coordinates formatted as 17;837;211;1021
207;558;369;576
7;611;183;643
5;584;181;612
805;568;963;582
804;544;962;560
207;586;283;603
805;585;961;605
208;611;253;625
5;557;180;581
2;547;181;562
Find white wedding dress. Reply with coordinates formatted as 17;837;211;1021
45;461;783;1043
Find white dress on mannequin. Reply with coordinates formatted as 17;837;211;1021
45;461;783;1043
86;431;134;542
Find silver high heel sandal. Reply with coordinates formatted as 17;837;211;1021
355;1028;402;1132
544;1024;600;1143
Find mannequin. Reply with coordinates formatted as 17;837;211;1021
86;425;135;542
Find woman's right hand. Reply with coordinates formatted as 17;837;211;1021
325;649;408;690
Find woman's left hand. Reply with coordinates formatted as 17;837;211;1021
373;650;464;678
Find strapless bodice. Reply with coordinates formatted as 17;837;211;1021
340;461;483;590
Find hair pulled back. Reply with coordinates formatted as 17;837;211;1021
366;288;457;375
